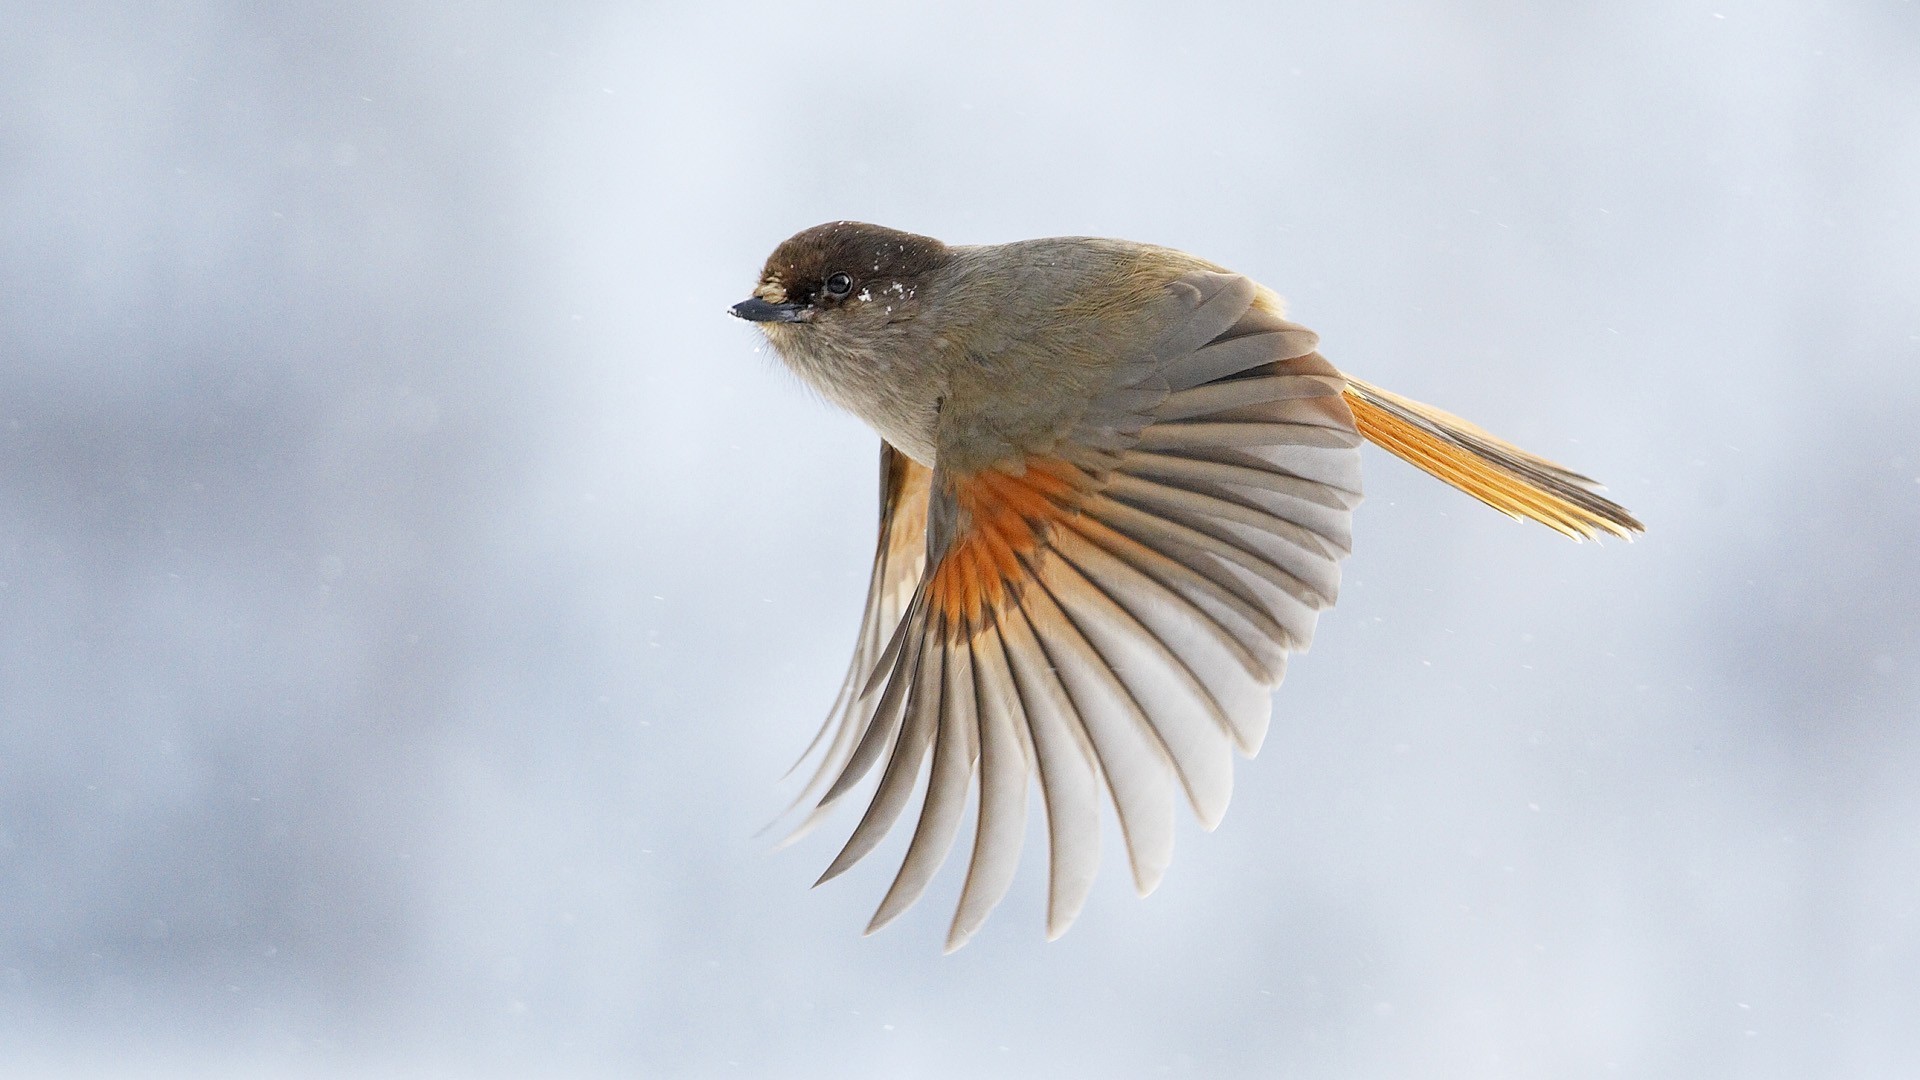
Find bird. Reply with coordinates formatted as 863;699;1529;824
731;221;1642;951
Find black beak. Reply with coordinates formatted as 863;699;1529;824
731;297;808;323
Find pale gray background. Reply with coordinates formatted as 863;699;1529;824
3;1;1917;1077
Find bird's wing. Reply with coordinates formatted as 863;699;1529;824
772;443;930;841
796;271;1363;949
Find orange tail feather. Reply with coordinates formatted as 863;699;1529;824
1341;378;1643;540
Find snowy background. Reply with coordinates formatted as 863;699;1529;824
3;1;1917;1077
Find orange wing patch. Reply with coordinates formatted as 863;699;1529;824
881;448;932;573
925;458;1094;631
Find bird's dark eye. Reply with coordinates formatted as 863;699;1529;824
823;272;854;298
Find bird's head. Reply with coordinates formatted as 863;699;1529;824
732;221;952;353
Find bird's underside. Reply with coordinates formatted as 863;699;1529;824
773;272;1642;951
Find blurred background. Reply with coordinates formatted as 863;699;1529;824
2;1;1916;1076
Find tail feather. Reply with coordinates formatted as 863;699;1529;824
1341;378;1644;540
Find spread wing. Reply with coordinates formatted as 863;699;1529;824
788;271;1364;949
774;443;931;841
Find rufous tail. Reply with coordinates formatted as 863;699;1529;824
1341;377;1643;540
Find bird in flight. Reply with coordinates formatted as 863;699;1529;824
733;222;1642;951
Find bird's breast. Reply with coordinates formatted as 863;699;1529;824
766;325;949;465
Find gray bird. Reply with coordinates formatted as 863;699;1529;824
734;221;1641;951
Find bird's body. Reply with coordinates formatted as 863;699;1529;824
734;221;1641;950
758;233;1232;469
